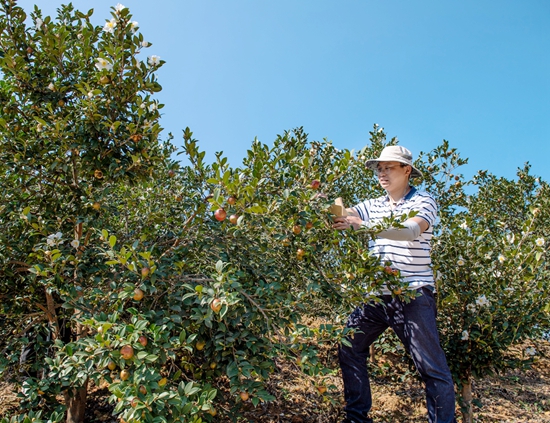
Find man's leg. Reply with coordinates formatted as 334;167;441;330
339;299;390;423
390;288;456;423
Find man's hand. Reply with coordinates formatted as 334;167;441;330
332;216;364;231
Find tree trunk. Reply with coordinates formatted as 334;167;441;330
65;223;88;423
64;379;88;423
369;344;376;363
461;377;473;423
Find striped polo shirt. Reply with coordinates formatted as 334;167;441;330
352;187;437;293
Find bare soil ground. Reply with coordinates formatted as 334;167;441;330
2;341;550;422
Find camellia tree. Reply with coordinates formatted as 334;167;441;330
0;1;214;422
430;165;550;423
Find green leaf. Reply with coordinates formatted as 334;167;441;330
109;235;117;248
145;354;159;363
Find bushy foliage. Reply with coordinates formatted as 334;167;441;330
1;2;549;423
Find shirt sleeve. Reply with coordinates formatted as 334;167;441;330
353;200;371;221
413;193;438;228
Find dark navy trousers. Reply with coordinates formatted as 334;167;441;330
339;288;456;423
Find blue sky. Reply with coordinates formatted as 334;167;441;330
16;0;550;181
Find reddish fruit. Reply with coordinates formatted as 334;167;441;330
293;225;301;235
207;408;217;416
141;267;150;278
310;180;320;189
107;360;116;371
138;335;148;347
239;391;249;401
393;287;403;295
131;397;139;407
229;214;239;225
133;288;144;301
130;134;143;143
296;249;305;260
139;385;147;395
384;266;393;275
210;298;222;313
317;385;327;394
168;170;175;178
227;196;237;205
305;222;313;230
214;209;227;221
120;345;134;360
120;369;130;381
282;238;291;246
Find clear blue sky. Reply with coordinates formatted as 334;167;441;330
16;0;550;181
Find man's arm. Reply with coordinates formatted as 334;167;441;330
332;215;429;239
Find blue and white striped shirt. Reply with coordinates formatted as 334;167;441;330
353;187;437;293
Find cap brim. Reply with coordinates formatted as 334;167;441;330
365;159;423;179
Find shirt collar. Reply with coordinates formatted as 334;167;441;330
385;186;417;204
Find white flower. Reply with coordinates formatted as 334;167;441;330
484;253;491;260
466;304;476;313
129;21;139;32
115;3;126;12
95;57;113;71
140;103;146;109
536;237;545;247
148;55;161;66
103;18;117;33
46;232;62;246
47;83;55;91
461;331;469;341
506;233;515;244
148;102;157;112
525;347;536;356
498;254;505;263
141;40;150;48
476;295;490;307
87;91;94;98
70;239;80;249
460;221;468;230
457;258;465;266
35;18;43;30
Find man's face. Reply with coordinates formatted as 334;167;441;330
375;161;410;191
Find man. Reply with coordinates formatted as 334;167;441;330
332;145;456;423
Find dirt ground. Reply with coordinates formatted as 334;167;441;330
2;341;550;422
